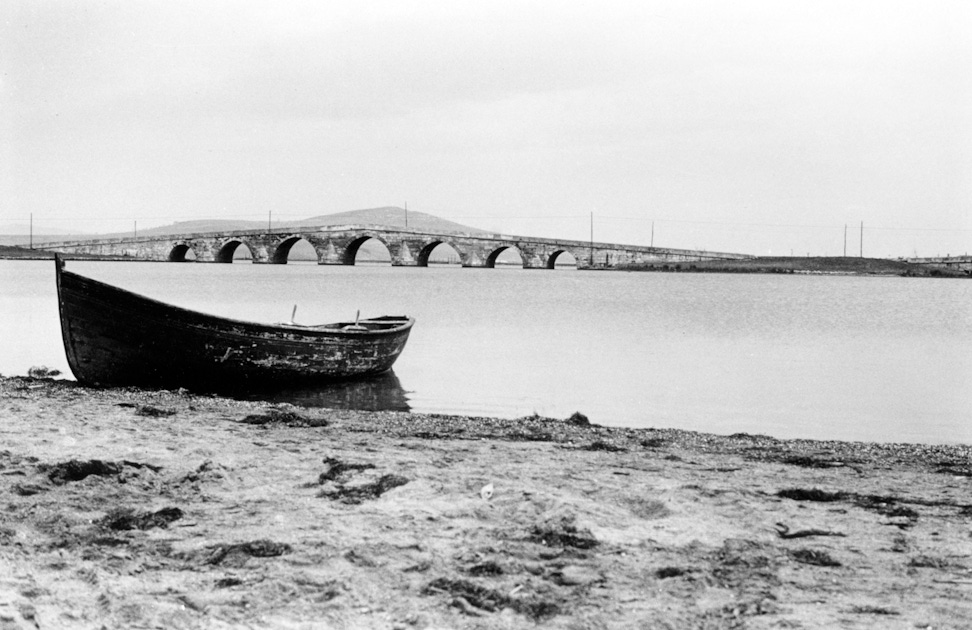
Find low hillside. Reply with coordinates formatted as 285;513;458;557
297;207;488;234
0;245;54;259
0;245;141;261
0;235;80;247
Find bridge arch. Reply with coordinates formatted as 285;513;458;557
417;240;465;267
215;238;256;263
168;242;198;262
343;234;393;265
546;249;578;269
270;234;320;264
486;246;524;268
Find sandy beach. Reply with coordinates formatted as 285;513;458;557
1;375;970;629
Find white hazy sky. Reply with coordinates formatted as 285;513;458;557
2;0;970;256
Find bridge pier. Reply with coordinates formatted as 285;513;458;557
389;237;425;266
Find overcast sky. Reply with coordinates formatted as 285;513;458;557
2;0;969;256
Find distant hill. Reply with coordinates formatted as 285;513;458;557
0;224;79;247
296;207;488;234
0;235;80;247
0;223;77;236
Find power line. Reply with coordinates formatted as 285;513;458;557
596;216;972;232
451;213;971;232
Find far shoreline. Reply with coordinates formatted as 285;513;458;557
1;245;969;277
613;255;971;278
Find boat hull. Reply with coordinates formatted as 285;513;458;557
55;258;414;393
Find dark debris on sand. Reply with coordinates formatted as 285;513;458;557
134;405;177;418
422;577;562;621
318;474;410;505
789;548;842;567
201;540;293;566
240;408;329;427
317;456;376;483
528;514;599;550
42;459;124;485
101;507;184;531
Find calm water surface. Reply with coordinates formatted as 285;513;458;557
2;259;969;444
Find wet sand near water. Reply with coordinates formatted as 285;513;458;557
1;376;971;629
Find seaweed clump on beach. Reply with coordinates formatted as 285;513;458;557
134;405;177;418
202;540;293;566
317;456;375;483
776;487;924;529
581;440;626;453
42;459;124;485
566;412;590;426
789;548;842;567
422;577;561;620
240;408;328;427
777;487;912;513
28;366;61;379
319;474;410;504
776;488;845;502
528;514;598;550
101;507;184;531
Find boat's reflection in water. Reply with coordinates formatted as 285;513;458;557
238;371;411;412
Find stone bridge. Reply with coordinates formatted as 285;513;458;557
34;224;752;269
905;255;972;273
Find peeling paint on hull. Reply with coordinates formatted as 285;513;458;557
54;257;414;394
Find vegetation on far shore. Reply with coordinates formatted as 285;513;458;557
0;244;54;259
616;256;970;277
2;243;967;277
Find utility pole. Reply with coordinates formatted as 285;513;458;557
589;211;594;266
29;213;33;249
268;211;272;232
860;221;863;258
405;201;408;229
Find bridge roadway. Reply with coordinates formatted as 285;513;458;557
34;224;752;269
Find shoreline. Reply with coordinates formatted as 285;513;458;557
2;376;971;628
614;256;971;278
2;247;969;277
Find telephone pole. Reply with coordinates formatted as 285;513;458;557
29;213;33;249
589;211;594;266
404;201;408;229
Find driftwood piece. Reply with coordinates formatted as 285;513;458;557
775;522;847;539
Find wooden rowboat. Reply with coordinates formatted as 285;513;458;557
55;255;414;393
